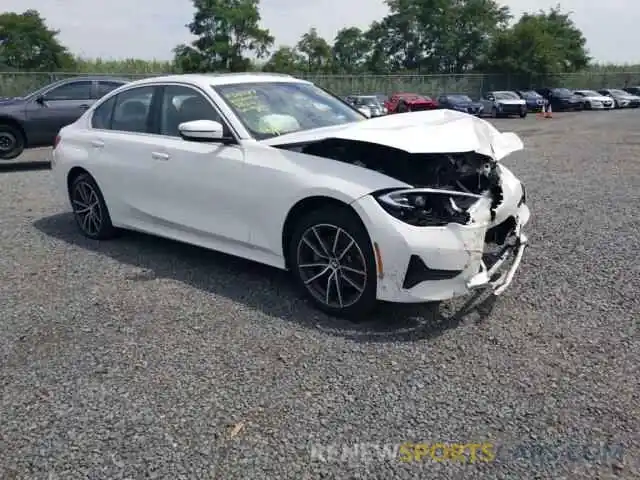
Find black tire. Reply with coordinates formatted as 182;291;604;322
519;109;527;118
69;172;118;240
0;123;25;160
397;100;408;113
288;206;378;320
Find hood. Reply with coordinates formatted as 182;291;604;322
262;109;523;161
583;95;612;102
403;98;434;105
496;99;526;105
450;100;481;107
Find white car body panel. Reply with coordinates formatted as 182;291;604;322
51;73;531;306
574;91;615;109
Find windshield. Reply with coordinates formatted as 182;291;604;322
493;91;520;100
607;89;627;95
449;95;472;102
213;82;365;140
355;97;380;107
552;88;573;96
521;91;542;98
579;90;601;97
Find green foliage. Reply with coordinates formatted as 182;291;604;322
0;10;74;71
1;0;639;98
296;28;333;73
173;0;274;72
478;6;590;78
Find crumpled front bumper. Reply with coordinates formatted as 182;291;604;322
466;205;529;296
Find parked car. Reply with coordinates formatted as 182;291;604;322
385;93;439;113
0;76;129;159
345;95;387;116
515;90;548;112
436;94;483;115
623;86;640;96
51;73;530;319
598;88;640;108
479;91;527;118
535;88;583;111
572;90;614;110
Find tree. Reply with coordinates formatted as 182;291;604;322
478;6;590;80
332;27;371;73
0;10;74;71
296;28;332;73
367;0;510;73
173;0;274;73
262;46;304;73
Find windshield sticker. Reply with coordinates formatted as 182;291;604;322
225;89;268;113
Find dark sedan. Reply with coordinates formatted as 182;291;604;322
436;94;483;115
0;76;129;159
516;90;548;112
535;87;584;112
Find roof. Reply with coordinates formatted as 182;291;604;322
124;72;309;89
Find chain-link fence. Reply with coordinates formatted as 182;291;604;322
1;71;639;98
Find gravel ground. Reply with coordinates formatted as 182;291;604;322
1;111;638;479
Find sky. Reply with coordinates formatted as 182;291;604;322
3;0;639;64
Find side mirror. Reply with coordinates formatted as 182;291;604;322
178;120;232;143
36;95;46;105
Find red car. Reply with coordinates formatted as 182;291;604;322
385;93;439;113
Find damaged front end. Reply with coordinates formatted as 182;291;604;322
280;137;507;227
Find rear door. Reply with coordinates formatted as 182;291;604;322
24;79;94;145
84;85;161;227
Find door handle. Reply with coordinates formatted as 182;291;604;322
151;152;170;161
79;104;90;110
90;140;104;148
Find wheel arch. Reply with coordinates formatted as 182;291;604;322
0;115;27;144
66;166;92;197
281;195;367;269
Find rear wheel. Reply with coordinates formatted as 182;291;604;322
519;108;527;118
0;124;25;160
288;207;378;320
69;173;118;240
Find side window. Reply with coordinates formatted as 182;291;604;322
159;85;221;137
95;81;126;99
91;95;117;129
111;86;155;133
45;80;92;101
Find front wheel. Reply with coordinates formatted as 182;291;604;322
519;109;527;118
0;124;25;160
288;207;378;320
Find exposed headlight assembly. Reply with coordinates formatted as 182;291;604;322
374;188;481;227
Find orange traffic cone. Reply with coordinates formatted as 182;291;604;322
544;104;553;118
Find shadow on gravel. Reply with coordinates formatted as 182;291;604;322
0;161;51;173
34;213;495;343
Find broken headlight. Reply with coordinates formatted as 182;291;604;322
374;188;481;227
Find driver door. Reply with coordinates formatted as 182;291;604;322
24;79;94;146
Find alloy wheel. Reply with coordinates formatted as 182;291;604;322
296;224;367;309
0;132;16;153
71;181;103;236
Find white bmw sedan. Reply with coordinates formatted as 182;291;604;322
51;73;530;319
